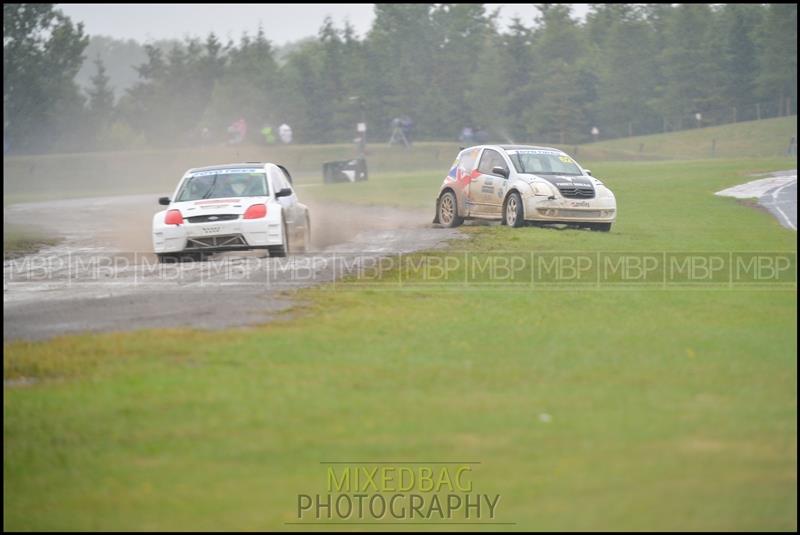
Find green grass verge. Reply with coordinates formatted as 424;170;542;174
2;142;463;205
301;169;439;210
4;116;795;205
589;115;797;160
303;157;798;219
4;158;797;530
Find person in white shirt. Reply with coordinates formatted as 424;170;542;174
278;123;293;144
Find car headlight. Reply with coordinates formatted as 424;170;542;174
533;182;558;196
596;185;614;199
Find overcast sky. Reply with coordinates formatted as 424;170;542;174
58;4;592;45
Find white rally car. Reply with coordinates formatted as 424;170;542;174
434;145;617;231
152;162;310;261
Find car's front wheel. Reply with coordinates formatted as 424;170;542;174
438;191;463;228
269;222;289;257
504;192;524;228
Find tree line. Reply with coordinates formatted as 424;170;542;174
3;3;797;154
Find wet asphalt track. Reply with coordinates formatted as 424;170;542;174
759;172;797;231
8;170;795;340
716;169;797;231
4;195;464;341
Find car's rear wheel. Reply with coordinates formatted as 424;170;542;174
300;215;311;252
504;192;524;228
438;191;463;228
269;222;288;257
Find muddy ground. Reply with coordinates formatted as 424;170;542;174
3;195;465;341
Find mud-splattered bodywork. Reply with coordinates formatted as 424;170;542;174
434;145;617;226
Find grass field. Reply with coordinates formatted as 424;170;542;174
2;142;462;205
4;116;795;205
589;116;797;160
301;156;797;216
4;155;796;530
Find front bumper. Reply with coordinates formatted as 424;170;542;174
525;195;617;223
153;218;284;253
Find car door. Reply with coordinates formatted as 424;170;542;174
472;148;509;216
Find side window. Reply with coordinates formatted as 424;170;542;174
458;147;480;172
280;171;292;192
478;149;507;176
492;152;509;175
272;168;291;194
278;165;294;187
270;171;282;195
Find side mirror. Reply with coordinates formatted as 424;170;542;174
158;197;171;205
275;187;293;198
492;166;509;178
584;169;593;176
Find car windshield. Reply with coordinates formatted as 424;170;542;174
176;170;268;201
508;150;583;176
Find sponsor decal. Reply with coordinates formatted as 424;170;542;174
193;198;241;205
507;149;561;156
447;166;481;190
189;168;264;177
447;149;482;190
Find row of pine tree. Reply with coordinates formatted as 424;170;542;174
4;4;797;154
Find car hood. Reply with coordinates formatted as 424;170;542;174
519;173;602;187
169;196;269;216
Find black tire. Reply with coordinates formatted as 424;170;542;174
437;190;463;228
299;215;311;252
589;222;612;232
269;223;289;257
504;191;525;228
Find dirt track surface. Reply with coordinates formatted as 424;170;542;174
4;195;464;341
